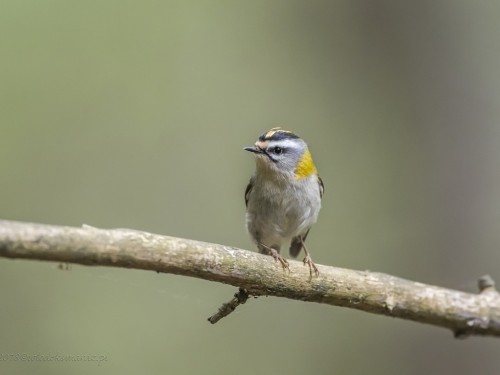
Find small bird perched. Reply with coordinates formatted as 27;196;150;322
244;128;324;277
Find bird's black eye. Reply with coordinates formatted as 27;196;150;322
273;146;283;155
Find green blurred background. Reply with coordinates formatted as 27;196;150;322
1;0;500;374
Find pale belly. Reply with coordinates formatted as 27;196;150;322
246;178;321;248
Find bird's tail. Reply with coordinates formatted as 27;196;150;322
289;237;302;258
289;230;310;258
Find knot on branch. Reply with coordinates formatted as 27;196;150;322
478;275;498;294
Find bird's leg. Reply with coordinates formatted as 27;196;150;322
300;238;319;278
257;242;290;272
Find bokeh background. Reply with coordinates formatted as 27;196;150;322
1;1;500;374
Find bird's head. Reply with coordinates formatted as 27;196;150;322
244;127;317;179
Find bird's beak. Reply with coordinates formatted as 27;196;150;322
243;145;264;154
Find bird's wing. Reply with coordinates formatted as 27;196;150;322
318;176;324;198
244;178;254;207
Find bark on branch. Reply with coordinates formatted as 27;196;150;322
0;219;499;337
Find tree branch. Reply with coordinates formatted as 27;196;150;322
0;219;499;337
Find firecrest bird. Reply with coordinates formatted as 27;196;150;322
244;128;323;277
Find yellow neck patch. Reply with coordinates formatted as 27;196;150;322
295;149;317;179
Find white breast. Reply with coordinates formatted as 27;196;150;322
246;174;321;248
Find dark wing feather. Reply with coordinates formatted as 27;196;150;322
244;178;254;207
318;176;324;198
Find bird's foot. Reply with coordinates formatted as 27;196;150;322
302;254;319;279
299;238;320;279
258;242;290;272
270;248;290;272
